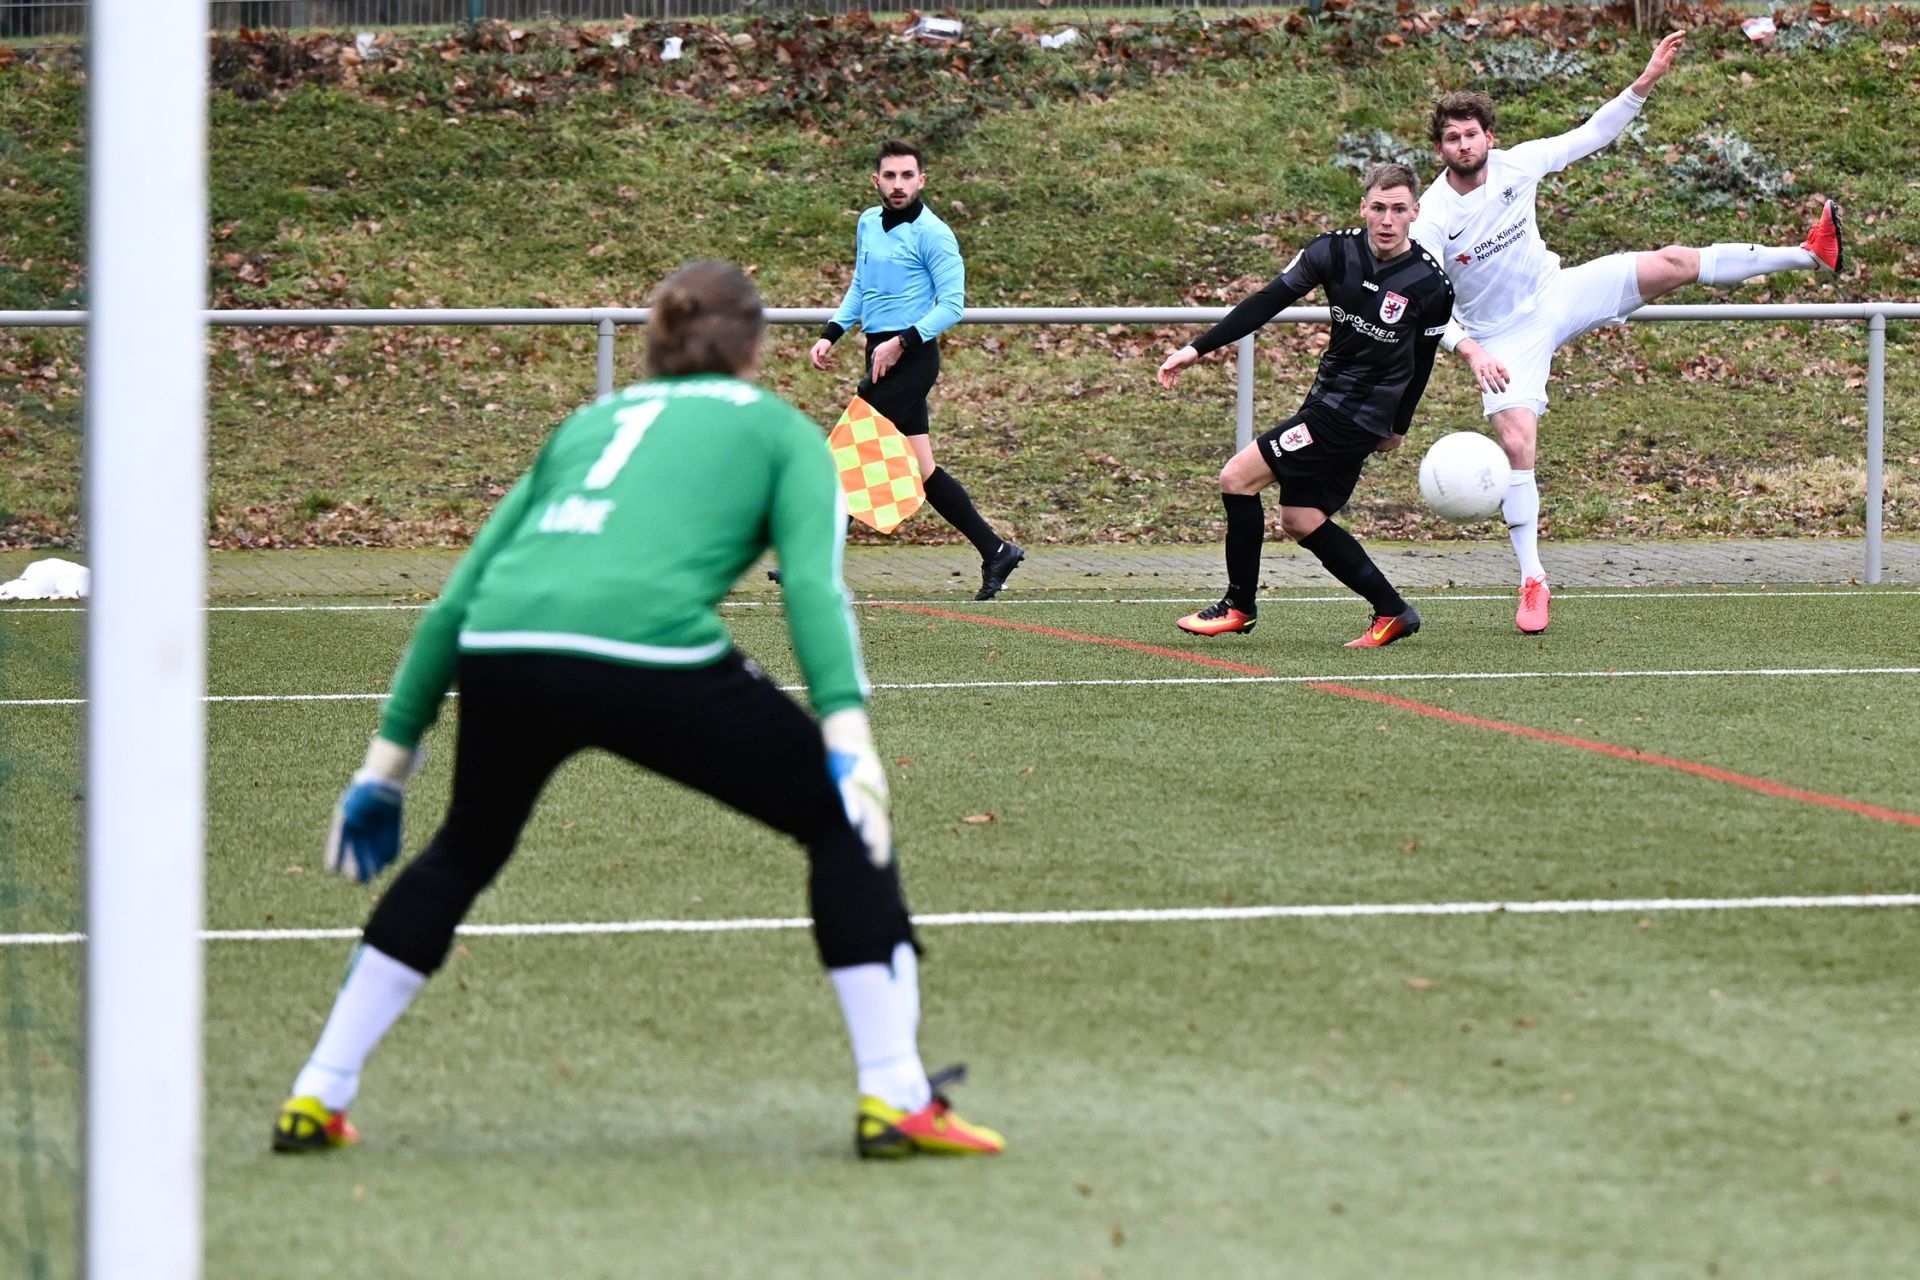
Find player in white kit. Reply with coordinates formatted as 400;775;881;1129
1410;31;1844;633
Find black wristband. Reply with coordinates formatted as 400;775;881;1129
820;323;845;344
898;328;924;352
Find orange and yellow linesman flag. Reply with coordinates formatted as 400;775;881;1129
828;395;925;534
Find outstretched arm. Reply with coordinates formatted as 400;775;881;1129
1159;239;1326;388
1157;275;1305;389
1511;31;1685;175
1630;29;1687;96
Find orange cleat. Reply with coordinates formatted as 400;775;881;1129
1177;599;1257;637
1345;606;1421;648
1800;200;1845;273
1516;576;1551;634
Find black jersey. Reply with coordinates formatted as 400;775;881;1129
1191;229;1455;438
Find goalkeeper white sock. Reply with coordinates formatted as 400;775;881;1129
1504;469;1545;583
290;944;427;1111
1696;243;1817;286
830;941;930;1112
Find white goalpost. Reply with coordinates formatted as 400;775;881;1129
83;2;209;1277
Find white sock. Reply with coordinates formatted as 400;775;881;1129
1696;243;1817;286
290;944;428;1111
1504;469;1545;584
829;941;929;1112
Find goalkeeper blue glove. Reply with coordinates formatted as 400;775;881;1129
823;708;892;868
323;737;418;884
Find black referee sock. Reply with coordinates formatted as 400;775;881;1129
1222;492;1265;612
1297;520;1407;618
923;467;1002;560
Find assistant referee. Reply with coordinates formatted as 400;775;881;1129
812;139;1024;600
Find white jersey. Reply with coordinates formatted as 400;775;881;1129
1410;88;1647;338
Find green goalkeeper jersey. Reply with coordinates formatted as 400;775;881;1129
377;373;868;749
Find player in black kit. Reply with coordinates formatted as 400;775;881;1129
1157;163;1455;647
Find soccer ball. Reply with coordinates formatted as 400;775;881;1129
1418;431;1511;521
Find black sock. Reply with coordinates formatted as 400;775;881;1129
1297;520;1406;617
923;467;1001;559
1222;492;1264;611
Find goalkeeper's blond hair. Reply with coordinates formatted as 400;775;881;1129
647;260;767;378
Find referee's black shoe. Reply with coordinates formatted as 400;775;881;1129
974;541;1025;601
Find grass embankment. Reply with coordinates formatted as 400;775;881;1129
2;8;1916;550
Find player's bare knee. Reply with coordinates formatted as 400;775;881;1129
1279;508;1323;540
1639;245;1698;299
1490;414;1536;465
1219;452;1268;496
1220;468;1260;496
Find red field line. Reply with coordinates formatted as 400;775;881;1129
867;602;1920;828
868;603;1270;675
1309;681;1920;829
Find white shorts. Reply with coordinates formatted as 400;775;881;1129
1477;253;1644;419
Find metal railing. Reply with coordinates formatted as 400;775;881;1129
3;302;1912;580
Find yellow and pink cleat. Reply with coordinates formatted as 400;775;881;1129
270;1096;360;1153
856;1066;1005;1159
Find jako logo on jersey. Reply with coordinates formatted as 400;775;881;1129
1380;291;1408;324
1275;424;1313;453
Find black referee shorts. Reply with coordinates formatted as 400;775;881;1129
856;330;939;437
1257;406;1383;515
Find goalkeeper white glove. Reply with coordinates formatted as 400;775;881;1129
323;736;418;884
822;708;892;868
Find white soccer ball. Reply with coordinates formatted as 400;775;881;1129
1418;431;1511;521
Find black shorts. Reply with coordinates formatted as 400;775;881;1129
442;649;848;855
359;648;915;976
856;330;939;437
1257;406;1383;515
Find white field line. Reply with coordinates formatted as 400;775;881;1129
6;893;1920;947
2;588;1916;615
868;667;1920;688
5;666;1920;709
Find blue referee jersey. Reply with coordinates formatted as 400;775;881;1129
826;201;964;346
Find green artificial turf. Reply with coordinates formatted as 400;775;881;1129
4;581;1919;1277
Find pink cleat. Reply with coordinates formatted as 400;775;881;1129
1516;576;1551;634
1800;200;1845;273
